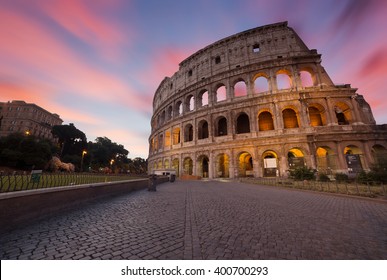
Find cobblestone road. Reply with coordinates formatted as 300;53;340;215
1;180;386;259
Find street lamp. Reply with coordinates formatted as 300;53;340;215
80;150;87;172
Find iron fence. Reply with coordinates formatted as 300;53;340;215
240;177;387;198
0;171;144;193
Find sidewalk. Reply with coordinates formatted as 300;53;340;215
1;180;386;259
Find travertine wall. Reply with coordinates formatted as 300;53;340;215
148;22;387;179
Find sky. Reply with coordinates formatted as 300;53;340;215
1;0;387;159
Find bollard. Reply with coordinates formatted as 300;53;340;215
148;174;157;191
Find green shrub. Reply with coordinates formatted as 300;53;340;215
318;173;330;182
334;173;349;183
289;167;316;181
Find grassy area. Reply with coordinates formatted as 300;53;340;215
0;173;145;193
240;177;387;198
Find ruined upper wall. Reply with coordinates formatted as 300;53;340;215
153;22;324;110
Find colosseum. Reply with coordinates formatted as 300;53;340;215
148;21;387;179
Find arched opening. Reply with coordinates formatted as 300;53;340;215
157;160;162;169
254;75;269;93
159;111;165;125
300;70;314;87
183;157;193;175
158;134;163;150
185;95;194;112
198;120;209;139
215;153;229;178
172;127;180;145
287;148;305;170
216;85;227;102
262;151;278;177
316;146;337;175
164;159;170;169
184;124;193;142
371;144;387;167
198;90;209;107
283;108;299;128
258;111;274;131
175;101;183;116
309;106;324;126
334;102;351;125
167;106;173;120
197;155;209;178
238;152;253;177
172;158;179;177
165;131;171;147
216;117;228;136
234;80;247;97
344;145;364;175
236;113;250;134
276;71;292;90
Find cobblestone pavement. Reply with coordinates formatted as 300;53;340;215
1;180;386;260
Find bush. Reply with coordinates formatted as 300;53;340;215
289;167;316;181
335;173;349;183
318;173;330;182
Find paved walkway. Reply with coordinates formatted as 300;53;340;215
1;180;386;259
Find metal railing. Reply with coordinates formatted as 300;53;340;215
240;177;387;198
0;172;144;193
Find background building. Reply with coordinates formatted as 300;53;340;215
0;100;63;141
148;22;387;179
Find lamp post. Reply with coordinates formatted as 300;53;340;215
81;150;87;172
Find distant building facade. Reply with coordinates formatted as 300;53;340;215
148;22;387;179
0;100;63;141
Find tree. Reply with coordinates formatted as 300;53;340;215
0;133;54;170
87;137;129;172
51;123;87;157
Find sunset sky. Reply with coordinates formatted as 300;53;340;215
1;0;386;158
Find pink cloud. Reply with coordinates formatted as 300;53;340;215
37;0;129;59
0;7;149;114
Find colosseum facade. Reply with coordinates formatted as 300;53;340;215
148;22;387;179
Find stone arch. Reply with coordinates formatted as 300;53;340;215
316;146;337;174
234;79;247;97
215;84;227;102
308;103;326;126
253;72;269;93
183;157;193;175
236;112;250;134
238;151;253;177
172;158;179;177
334;102;352;125
282;108;299;128
184;124;193;142
164;159;170;169
165;130;171;147
172;127;181;144
262;150;279;177
276;69;292;90
198;89;209;107
299;69;314;87
167;105;173;120
197;154;209;178
215;116;228;136
198;119;209;139
258;110;274;131
175;100;183;116
157;160;163;169
371;144;387;166
344;145;364;174
287;148;305;170
215;153;229;178
185;95;195;112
